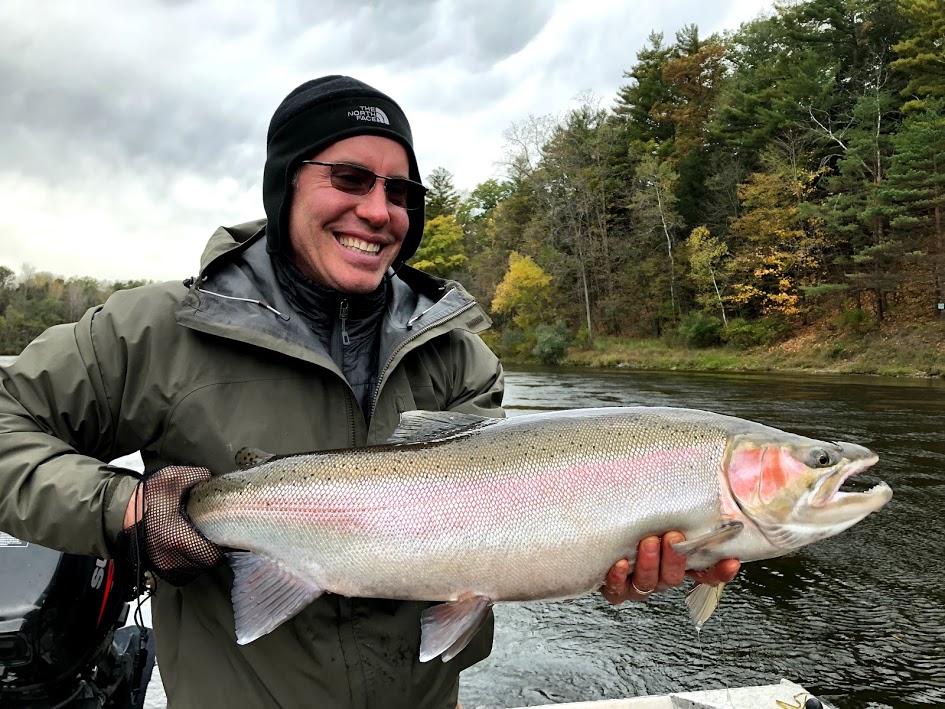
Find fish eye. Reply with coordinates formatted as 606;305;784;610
810;448;834;467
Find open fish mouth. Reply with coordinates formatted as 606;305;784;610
810;452;890;510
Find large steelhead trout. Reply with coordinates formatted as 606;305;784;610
187;407;892;662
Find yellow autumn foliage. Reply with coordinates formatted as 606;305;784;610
491;251;553;330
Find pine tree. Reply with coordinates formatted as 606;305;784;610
892;0;945;112
424;167;460;220
877;99;945;307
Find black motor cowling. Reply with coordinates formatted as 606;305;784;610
0;532;153;708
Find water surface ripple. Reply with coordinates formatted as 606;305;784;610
459;367;945;709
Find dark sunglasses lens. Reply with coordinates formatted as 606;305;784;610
384;179;415;209
329;165;375;195
327;164;424;209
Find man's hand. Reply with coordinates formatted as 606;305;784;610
600;531;741;605
118;465;224;586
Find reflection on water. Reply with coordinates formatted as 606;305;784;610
460;367;945;709
3;356;943;707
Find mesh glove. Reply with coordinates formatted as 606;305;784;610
118;465;224;587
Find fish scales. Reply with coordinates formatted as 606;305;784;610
185;406;891;658
190;408;730;601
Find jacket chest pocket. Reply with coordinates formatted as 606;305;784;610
368;360;447;445
157;377;359;470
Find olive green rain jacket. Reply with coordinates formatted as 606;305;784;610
0;220;505;709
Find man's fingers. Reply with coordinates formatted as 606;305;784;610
689;559;741;586
659;532;687;588
605;559;630;591
600;536;742;606
601;559;631;604
628;536;660;595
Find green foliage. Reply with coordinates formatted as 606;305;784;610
676;312;723;348
532;321;572;364
892;0;945;111
494;327;528;359
721;317;790;349
456;179;514;227
833;307;878;334
876;99;945;292
686;226;729;320
801;283;850;298
0;267;150;354
631;153;683;323
614;32;675;147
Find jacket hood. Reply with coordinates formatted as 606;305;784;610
198;219;267;275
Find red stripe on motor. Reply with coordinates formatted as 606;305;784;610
96;561;115;628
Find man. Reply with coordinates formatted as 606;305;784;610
0;76;737;708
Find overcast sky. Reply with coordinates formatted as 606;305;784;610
1;0;775;283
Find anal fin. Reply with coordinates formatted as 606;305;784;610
227;552;324;644
686;582;727;631
419;594;493;663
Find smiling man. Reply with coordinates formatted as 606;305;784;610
288;135;415;293
0;76;737;708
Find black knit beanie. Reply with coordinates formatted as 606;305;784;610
263;75;425;264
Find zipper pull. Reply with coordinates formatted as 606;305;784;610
340;300;350;345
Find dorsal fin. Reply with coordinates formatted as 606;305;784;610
386;410;501;445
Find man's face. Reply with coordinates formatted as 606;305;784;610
287;135;412;294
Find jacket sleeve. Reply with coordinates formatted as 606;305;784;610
442;330;505;419
0;296;157;557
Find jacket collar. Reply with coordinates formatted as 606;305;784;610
178;220;492;368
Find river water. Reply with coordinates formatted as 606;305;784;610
1;357;943;707
459;367;945;709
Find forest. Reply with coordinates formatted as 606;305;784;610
413;0;945;365
3;0;944;366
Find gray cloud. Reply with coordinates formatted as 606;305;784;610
0;0;774;281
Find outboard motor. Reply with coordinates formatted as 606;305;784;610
0;532;154;708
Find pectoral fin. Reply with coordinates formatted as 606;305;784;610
686;582;727;631
419;594;493;663
227;552;324;645
670;520;744;556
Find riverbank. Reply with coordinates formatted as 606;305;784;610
563;320;945;378
5;320;943;378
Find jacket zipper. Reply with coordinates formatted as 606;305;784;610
339;299;350;346
368;298;478;420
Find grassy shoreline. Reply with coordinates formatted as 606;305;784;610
5;322;943;378
561;320;945;379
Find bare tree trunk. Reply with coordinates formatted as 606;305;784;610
572;227;594;346
581;261;593;346
655;185;678;321
710;268;727;326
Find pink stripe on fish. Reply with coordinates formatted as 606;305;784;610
237;445;719;538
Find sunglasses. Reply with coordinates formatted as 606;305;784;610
300;161;427;210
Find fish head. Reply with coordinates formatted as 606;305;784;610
724;432;892;552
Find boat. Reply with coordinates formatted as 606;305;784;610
507;680;832;708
